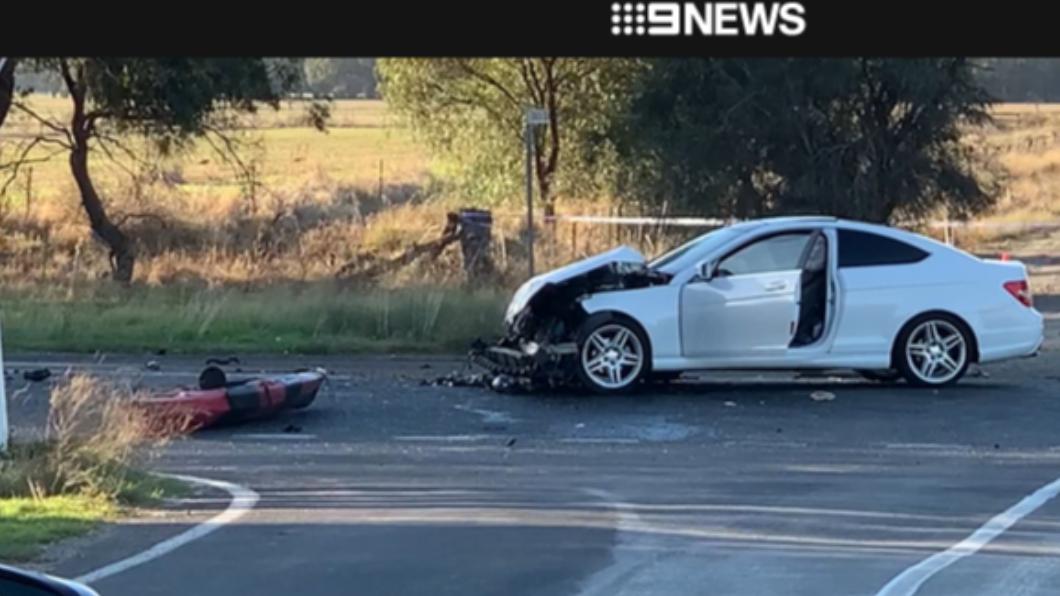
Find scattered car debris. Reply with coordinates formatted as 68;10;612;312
22;368;51;382
155;348;168;356
810;391;836;402
145;360;162;371
420;363;432;370
206;356;241;366
283;424;303;434
506;437;517;447
422;368;491;388
490;374;516;392
723;401;737;407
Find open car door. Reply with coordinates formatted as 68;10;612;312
681;231;813;359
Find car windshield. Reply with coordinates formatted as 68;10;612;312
648;226;744;274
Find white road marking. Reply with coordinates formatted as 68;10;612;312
232;433;317;441
561;438;641;445
577;488;650;596
75;473;258;585
876;474;1060;596
394;434;496;442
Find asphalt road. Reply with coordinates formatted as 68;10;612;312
5;312;1060;596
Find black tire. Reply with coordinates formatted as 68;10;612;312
893;313;972;387
856;369;902;384
574;313;651;394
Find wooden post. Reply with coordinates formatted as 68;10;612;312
571;221;578;259
0;320;8;453
25;167;33;219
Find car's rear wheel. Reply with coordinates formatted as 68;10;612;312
575;315;650;394
895;314;971;387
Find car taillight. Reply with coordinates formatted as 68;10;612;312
1003;280;1033;307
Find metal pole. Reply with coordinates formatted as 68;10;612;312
0;319;9;453
525;123;535;277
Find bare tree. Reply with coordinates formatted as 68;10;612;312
0;57;15;129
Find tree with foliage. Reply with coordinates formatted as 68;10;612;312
4;58;299;283
378;58;635;215
303;58;377;98
615;58;997;223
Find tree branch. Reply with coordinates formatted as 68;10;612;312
11;100;74;146
454;60;523;108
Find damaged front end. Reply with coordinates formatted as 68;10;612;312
470;246;669;388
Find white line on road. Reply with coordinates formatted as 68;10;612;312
75;473;259;586
561;438;641;445
232;433;318;441
876;474;1060;596
577;488;649;596
394;434;496;442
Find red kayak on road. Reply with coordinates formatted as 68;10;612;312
135;369;326;433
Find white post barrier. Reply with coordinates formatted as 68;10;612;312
0;320;8;453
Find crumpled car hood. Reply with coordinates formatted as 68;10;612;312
505;246;646;323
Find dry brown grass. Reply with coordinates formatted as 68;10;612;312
0;374;175;500
3;96;1060;300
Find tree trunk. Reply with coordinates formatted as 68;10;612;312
63;60;135;284
0;58;16;129
69;140;135;283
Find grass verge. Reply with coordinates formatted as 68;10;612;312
1;284;507;354
0;375;190;562
0;495;113;561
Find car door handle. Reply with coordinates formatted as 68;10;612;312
764;281;788;292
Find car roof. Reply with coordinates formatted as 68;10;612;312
742;216;971;258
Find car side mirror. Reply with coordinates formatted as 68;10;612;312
698;259;717;282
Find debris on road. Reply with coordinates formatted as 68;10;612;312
810;391;836;402
422;369;491;388
145;360;162;371
206;356;241;366
506;437;517;447
284;424;303;434
490;374;516;392
23;368;51;382
724;401;737;407
133;368;326;433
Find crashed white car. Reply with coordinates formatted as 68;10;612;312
479;216;1044;393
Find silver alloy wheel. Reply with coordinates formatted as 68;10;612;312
905;319;967;384
580;323;645;390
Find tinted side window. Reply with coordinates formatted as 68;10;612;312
719;232;812;276
838;229;929;268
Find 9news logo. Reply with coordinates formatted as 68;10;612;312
610;2;807;37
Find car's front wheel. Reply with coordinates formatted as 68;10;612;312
895;314;972;387
575;315;650;394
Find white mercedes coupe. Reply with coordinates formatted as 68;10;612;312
486;216;1043;393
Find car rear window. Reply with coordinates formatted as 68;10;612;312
838;229;929;268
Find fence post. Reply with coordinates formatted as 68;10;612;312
0;319;8;453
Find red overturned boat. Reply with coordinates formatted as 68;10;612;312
135;366;326;432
